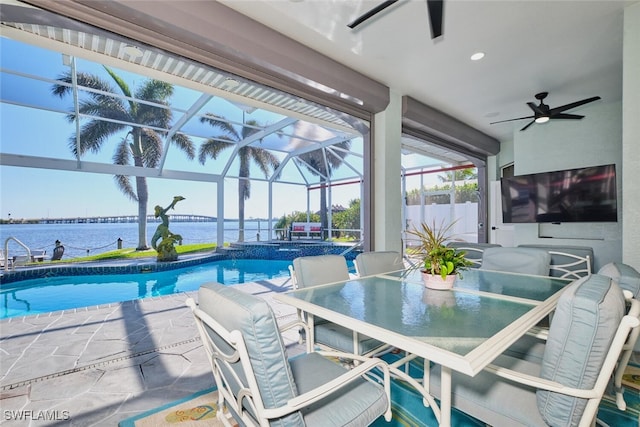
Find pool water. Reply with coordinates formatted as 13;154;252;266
0;259;293;319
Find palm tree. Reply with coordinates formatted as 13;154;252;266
199;115;280;242
438;167;477;183
298;141;352;239
52;66;195;250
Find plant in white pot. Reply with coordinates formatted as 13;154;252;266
408;219;473;290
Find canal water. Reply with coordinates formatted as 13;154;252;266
0;220;271;259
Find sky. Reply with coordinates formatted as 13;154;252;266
0;36;443;222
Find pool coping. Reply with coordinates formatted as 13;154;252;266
0;252;227;285
0;240;361;285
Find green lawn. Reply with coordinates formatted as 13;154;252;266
32;242;221;265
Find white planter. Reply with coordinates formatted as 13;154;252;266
421;271;456;290
422;289;457;308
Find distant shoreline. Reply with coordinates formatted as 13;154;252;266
0;216;275;225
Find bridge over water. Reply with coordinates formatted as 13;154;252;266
27;214;217;224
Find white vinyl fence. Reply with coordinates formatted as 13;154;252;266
404;202;478;246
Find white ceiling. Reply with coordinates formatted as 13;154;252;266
221;0;632;142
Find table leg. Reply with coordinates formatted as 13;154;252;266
423;358;430;393
307;314;315;353
386;358;441;424
440;366;452;427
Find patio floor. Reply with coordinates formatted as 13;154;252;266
0;276;302;426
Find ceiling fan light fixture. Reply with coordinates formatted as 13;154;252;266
490;92;600;131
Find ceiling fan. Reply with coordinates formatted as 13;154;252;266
348;0;444;39
490;92;601;131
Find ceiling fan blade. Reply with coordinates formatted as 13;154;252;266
549;96;601;115
550;113;584;120
347;0;399;29
520;120;536;131
426;0;444;38
490;115;534;125
527;102;544;115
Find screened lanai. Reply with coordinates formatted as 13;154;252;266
0;0;479;253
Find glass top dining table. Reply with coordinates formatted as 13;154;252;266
274;267;572;427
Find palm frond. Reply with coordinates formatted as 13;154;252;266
113;174;137;201
103;66;132;97
139;128;163;167
135;79;173;102
250;147;281;178
51;71;116;98
112;139;137;201
137;103;171;127
112;138;132;165
70;120;126;156
171;133;196;160
200;114;240;140
241;119;263;139
198;137;234;164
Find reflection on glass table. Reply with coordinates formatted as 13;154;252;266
275;269;573;427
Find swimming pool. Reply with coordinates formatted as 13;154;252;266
0;259;293;319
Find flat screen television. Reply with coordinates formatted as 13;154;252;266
501;164;618;223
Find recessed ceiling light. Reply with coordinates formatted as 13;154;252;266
470;52;485;61
123;45;143;58
222;78;240;89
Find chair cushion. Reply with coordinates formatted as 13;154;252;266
537;274;625;426
480;247;551;276
290;353;388;427
293;255;350;288
355;251;404;276
504;333;546;364
198;283;303;426
597;262;640;351
598;262;640;299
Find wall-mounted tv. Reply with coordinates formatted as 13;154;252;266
501;164;618;223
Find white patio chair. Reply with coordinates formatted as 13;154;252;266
446;242;501;268
354;250;405;276
428;274;640;426
518;244;594;279
480;247;551;276
291;255;387;356
186;282;392;427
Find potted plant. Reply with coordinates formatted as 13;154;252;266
407;219;473;290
